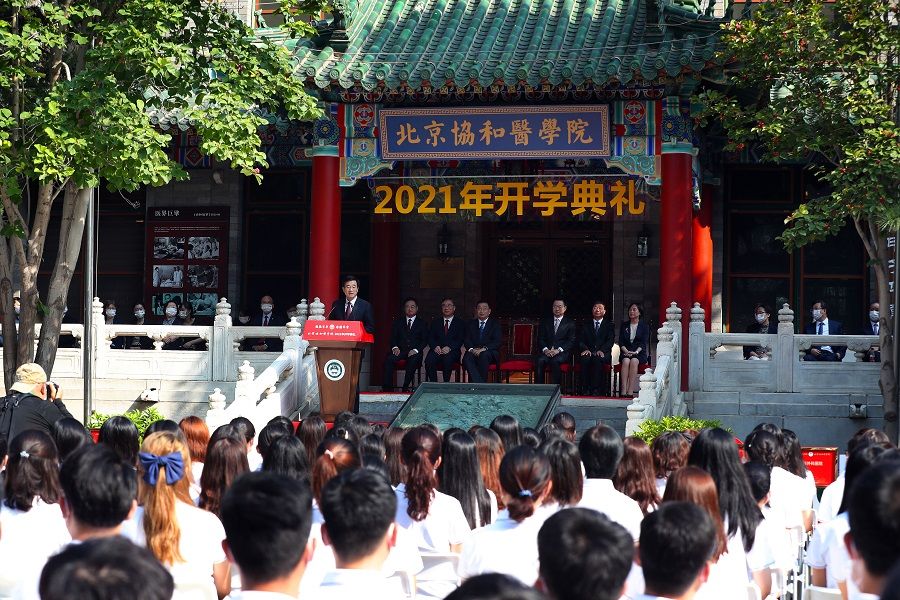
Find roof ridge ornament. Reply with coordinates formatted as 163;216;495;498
328;0;355;52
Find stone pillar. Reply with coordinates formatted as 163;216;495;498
776;303;795;392
309;145;341;310
370;221;399;387
212;297;232;381
688;303;706;391
693;184;713;331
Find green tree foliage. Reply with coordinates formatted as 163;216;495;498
0;0;324;385
699;0;900;440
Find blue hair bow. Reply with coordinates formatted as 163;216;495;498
138;452;185;486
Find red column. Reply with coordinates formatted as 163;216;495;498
659;147;694;322
692;183;714;331
370;220;400;387
660;146;694;391
309;150;341;310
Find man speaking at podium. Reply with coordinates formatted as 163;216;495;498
328;275;375;334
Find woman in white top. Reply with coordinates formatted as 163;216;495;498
130;431;230;599
459;446;557;585
396;427;470;599
650;430;690;498
540;436;583;508
437;430;497;529
178;416;209;502
0;431;70;597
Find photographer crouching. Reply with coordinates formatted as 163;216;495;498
0;363;74;441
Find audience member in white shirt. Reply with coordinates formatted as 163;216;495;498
845;459;900;599
317;468;408;600
230;416;263;472
0;431;71;598
577;424;644;540
743;461;786;598
614;437;662;515
14;443;139;600
444;573;546;600
178;416;210;503
662;466;749;600
807;444;893;597
128;431;231;599
635;502;718;600
459;446;557;584
395;427;470;598
541;437;584;508
39;536;174;600
819;428;890;524
650;431;690;499
437;430;496;529
745;428;810;530
536;508;634;600
219;471;316;600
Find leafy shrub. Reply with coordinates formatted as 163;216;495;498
633;416;730;444
86;406;166;440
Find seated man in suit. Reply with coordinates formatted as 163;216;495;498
863;301;880;362
382;297;428;392
327;275;375;333
462;300;502;384
578;301;615;395
251;294;285;352
803;300;845;361
535;299;577;385
424;298;465;382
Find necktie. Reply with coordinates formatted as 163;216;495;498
444;319;449;334
263;315;269;326
874;324;879;335
817;322;823;335
345;302;352;319
554;318;559;334
595;320;600;334
407;318;412;330
479;321;485;339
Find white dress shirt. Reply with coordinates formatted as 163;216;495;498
577;478;644;540
313;569;408;600
817;475;845;523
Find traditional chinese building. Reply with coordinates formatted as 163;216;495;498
49;0;868;392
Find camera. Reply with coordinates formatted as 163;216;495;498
45;381;59;401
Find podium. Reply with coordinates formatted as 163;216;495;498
304;320;374;420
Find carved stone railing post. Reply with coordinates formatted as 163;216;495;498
297;299;309;332
689;303;706;391
91;297;106;376
232;360;257;415
308;297;325;321
626;368;657;436
284;317;302;351
665;302;682;359
205;388;228;430
212;297;232;381
776;303;794;392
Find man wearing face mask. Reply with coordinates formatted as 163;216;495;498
803;300;845;361
743;303;778;360
251;295;285;352
862;302;880;362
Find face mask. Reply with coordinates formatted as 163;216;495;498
812;309;822;320
238;316;250;324
261;304;273;314
135;310;145;318
870;311;879;322
105;309;116;317
165;307;177;318
755;313;767;324
178;310;188;318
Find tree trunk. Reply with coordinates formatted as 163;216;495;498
35;185;90;372
1;277;17;388
873;232;898;443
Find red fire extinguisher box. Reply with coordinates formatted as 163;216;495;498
801;447;839;487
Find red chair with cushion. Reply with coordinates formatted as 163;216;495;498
498;321;536;383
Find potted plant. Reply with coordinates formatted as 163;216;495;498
86;406;167;442
632;416;729;444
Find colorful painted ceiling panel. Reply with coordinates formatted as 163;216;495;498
274;0;726;95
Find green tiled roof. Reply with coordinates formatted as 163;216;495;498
276;0;725;93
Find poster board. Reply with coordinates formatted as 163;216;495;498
145;207;229;317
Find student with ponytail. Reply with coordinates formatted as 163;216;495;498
311;438;360;523
128;431;230;599
458;446;555;585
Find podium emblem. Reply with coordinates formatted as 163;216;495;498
324;359;346;381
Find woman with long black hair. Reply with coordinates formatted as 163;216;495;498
437;430;496;529
458;446;556;585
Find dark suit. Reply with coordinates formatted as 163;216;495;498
462;318;502;383
618;321;650;364
863;320;881;362
578;318;616;394
425;316;465;382
382;315;429;390
250;311;286;352
535;316;577;385
743;321;778;359
328;298;376;334
803;319;845;361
